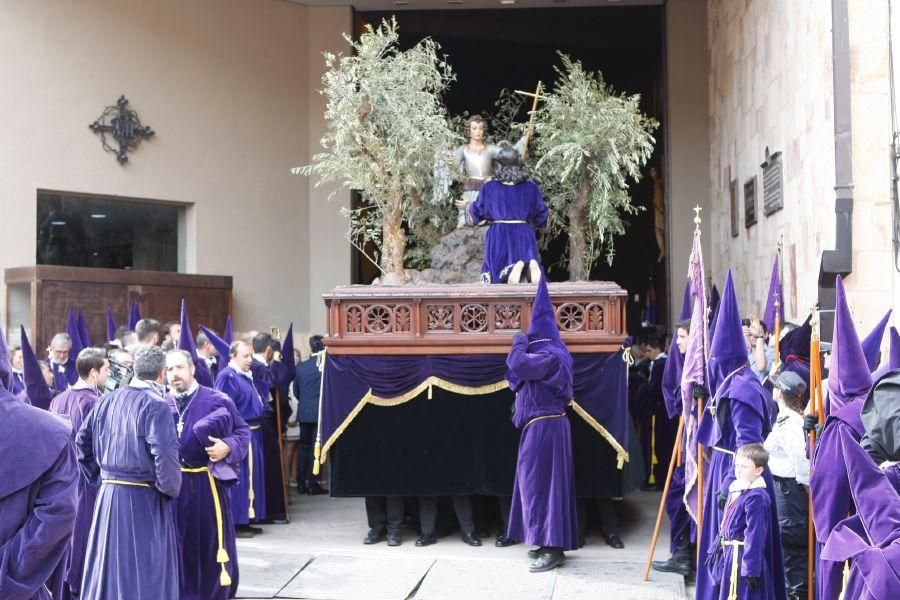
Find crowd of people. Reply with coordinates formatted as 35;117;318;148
0;310;325;600
632;270;900;600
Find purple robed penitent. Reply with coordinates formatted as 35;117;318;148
166;385;250;600
810;275;873;600
466;179;548;284
695;271;785;600
76;383;181;600
216;365;267;524
0;389;77;600
505;277;579;551
710;486;780;600
49;386;101;600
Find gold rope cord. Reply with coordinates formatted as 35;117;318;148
320;376;630;470
182;467;232;587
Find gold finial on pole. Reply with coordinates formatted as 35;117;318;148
692;205;703;231
515;81;547;158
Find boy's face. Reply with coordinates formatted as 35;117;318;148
734;454;763;484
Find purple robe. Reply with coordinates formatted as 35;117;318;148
505;334;579;550
695;368;785;600
251;358;289;521
166;385;250;600
75;384;181;600
710;486;779;600
810;399;866;600
0;390;77;600
48;386;101;600
465;179;548;283
216;366;267;524
11;371;25;396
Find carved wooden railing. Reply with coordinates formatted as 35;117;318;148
323;282;627;355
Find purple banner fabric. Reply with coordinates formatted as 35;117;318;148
320;351;628;466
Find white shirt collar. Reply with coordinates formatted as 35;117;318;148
252;353;268;365
728;476;767;495
173;380;200;398
229;361;254;380
72;379;95;391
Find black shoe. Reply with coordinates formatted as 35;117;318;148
415;533;437;547
386;531;402;546
604;534;624;549
652;556;691;576
529;551;565;573
461;532;481;547
248;525;264;534
495;534;518;547
272;519;290;525
578;535;586;548
527;546;546;559
308;486;327;496
235;525;255;538
363;529;385;545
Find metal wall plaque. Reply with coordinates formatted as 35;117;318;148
762;147;784;216
744;176;757;228
89;96;154;165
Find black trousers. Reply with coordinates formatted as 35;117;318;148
773;476;809;596
365;496;404;534
419;496;475;535
577;497;619;538
296;422;318;487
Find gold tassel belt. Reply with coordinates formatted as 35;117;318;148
488;220;528;224
102;479;151;488
249;424;262;430
181;467;232;587
722;539;745;600
524;413;566;428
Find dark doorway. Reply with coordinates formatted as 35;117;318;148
357;6;668;332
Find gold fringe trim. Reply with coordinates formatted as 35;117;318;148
570;401;629;469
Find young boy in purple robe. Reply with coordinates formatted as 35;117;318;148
694;271;785;600
165;349;251;600
76;345;181;600
505;277;579;572
808;275;873;600
215;339;269;534
461;141;548;284
0;386;77;600
709;443;780;600
48;347;109;600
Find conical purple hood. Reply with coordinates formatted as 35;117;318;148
708;271;746;391
106;307;118;343
780;315;812;364
527;277;560;344
77;310;92;348
128;300;141;330
224;315;234;344
871;326;900;381
678;280;692;322
762;254;784;335
0;326;13;392
177;299;214;388
828;275;872;413
20;326;53;411
66;306;84;357
199;325;231;367
861;309;892;372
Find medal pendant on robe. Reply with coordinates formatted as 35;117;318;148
177;420;184;436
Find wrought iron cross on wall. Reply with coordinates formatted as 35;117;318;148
89;95;154;165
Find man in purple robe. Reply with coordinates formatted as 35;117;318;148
76;345;181;600
822;412;900;599
709;444;781;600
808;275;873;600
216;339;268;535
506;277;579;572
48;347;109;600
48;332;76;394
461;142;549;284
196;332;220;380
0;386;77;600
694;271;785;600
165;349;250;600
653;317;694;575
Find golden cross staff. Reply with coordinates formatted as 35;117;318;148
514;81;547;158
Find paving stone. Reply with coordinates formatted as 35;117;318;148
550;560;687;599
412;558;557;600
236;551;314;598
277;554;434;600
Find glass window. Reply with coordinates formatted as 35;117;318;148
37;191;182;272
